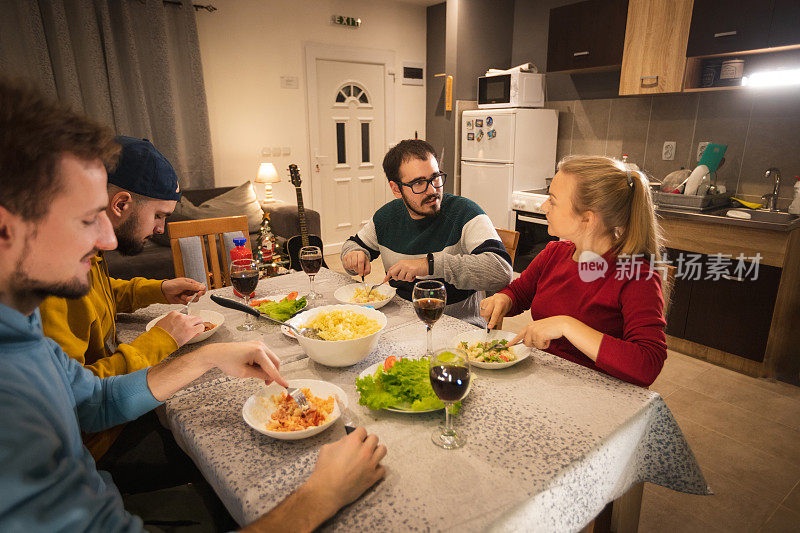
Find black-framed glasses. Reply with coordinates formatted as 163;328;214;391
395;172;447;194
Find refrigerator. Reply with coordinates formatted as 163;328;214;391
460;108;558;230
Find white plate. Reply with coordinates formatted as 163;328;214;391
333;283;396;309
242;379;346;440
146;309;225;344
450;329;531;369
357;361;442;414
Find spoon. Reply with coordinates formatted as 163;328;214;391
209;295;322;339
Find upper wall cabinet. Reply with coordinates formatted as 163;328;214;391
547;0;629;73
619;0;694;95
687;0;800;57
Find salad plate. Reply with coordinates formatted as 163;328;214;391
450;329;531;369
357;360;442;414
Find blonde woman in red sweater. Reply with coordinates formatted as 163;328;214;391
480;156;667;387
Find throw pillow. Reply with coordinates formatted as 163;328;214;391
174;181;264;233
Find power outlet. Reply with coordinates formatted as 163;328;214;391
697;141;710;162
662;141;676;161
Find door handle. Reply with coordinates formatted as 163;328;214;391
721;274;745;282
573;51;589;57
714;31;737;38
640;75;659;86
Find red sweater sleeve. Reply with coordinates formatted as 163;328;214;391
595;274;668;387
499;241;559;316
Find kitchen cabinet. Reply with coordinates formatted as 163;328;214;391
686;0;773;57
769;0;800;48
687;0;800;56
665;248;781;362
618;0;694;95
546;0;629;73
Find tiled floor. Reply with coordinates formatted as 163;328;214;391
326;253;800;532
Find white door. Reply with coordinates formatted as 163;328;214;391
461;161;514;230
315;59;387;248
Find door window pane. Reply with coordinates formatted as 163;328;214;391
361;122;370;163
359;92;369;104
336;122;346;164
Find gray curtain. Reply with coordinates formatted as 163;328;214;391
0;0;214;188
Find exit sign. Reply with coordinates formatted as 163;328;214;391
331;15;361;27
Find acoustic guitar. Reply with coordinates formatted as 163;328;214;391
285;164;327;271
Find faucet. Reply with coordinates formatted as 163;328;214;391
762;167;782;211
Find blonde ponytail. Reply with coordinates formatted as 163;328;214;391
557;155;663;262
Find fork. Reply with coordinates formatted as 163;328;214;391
182;291;201;315
287;387;310;411
365;281;386;298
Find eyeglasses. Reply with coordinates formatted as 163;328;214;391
394;172;447;194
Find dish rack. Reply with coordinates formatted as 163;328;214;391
653;191;732;211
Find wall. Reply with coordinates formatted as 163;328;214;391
425;0;514;192
195;0;427;206
545;88;800;205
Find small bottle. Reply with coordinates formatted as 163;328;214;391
621;154;640;172
789;176;800;215
230;237;254;298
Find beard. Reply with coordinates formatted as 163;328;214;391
115;211;147;256
12;253;91;301
401;189;442;218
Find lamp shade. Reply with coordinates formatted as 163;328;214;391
255;162;280;183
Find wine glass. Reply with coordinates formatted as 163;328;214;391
299;245;323;304
413;280;446;357
429;348;470;449
230;258;259;331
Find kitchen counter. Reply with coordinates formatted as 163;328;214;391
656;204;800;232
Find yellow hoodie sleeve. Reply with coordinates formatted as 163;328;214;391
40;296;178;379
108;276;168;313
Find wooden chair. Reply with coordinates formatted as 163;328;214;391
495;228;520;264
168;215;250;289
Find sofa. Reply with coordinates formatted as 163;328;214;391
105;186;321;280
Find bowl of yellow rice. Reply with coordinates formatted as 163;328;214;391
285;305;387;366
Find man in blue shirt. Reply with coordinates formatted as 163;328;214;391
0;79;386;531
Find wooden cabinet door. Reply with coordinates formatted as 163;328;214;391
769;0;800;48
547;0;628;72
664;248;691;338
619;0;694;95
682;255;781;362
686;0;774;57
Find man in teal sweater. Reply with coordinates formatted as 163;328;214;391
341;140;513;326
0;80;385;531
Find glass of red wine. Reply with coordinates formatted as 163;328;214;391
230;258;260;331
413;280;446;357
299;245;323;304
429;348;470;449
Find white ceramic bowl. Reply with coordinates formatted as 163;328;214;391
450;329;531;369
333;283;396;309
146;309;225;344
286;304;387;367
242;379;346;440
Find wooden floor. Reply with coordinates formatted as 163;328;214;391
325;253;800;532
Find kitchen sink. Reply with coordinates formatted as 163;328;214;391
726;209;799;224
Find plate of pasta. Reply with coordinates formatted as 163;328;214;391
450;329;531;369
333;283;396;309
242;379;347;440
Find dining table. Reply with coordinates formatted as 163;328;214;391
116;268;710;532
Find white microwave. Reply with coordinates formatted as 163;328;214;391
477;72;545;109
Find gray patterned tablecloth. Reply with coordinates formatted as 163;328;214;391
117;269;710;532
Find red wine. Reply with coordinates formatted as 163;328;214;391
430;365;470;402
231;270;259;295
300;255;322;275
414;297;445;325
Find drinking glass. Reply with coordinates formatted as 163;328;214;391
230;258;259;331
299;245;323;304
429;348;470;449
412;280;446;357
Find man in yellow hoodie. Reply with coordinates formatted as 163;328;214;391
40;136;207;459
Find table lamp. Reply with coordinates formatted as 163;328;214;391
255;162;280;203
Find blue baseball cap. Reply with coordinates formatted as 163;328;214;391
107;136;182;201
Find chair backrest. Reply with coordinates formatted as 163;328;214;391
168;215;250;289
495;228;520;264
